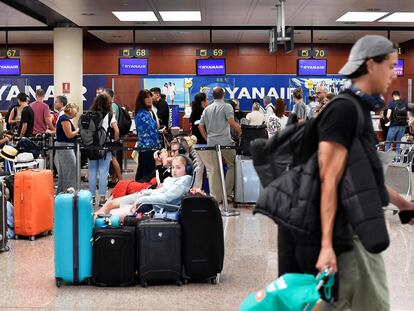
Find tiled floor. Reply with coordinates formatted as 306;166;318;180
0;166;413;310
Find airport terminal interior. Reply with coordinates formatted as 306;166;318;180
1;0;414;310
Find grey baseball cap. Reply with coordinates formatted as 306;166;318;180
339;35;397;76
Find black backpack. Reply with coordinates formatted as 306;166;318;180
116;105;132;136
251;93;359;189
5;105;18;131
392;101;407;125
16;137;41;159
78;111;111;160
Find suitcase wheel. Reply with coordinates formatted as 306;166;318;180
141;281;148;288
29;236;35;241
210;277;217;285
56;278;62;288
176;280;182;287
47;230;53;236
183;279;188;285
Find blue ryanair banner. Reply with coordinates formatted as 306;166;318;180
0;74;345;112
142;75;344;111
0;75;107;111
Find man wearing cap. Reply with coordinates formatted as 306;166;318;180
312;35;414;310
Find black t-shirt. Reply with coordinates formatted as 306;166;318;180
18;106;34;138
190;107;207;144
154;98;170;129
318;90;374;150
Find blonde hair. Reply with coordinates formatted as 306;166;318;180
252;102;261;111
64;103;79;115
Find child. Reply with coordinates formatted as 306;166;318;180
96;155;193;222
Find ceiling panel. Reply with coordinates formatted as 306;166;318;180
89;30;210;44
7;31;53;44
0;2;47;27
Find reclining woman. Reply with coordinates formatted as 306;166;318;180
110;138;195;199
96;155;193;222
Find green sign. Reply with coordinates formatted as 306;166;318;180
0;49;20;57
297;49;328;58
196;49;226;57
119;49;149;57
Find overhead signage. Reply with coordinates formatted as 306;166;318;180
394;59;404;77
118;48;149;57
0;58;20;75
297;59;327;76
0;49;20;57
119;58;148;75
196;58;226;76
196;49;226;57
297;49;328;58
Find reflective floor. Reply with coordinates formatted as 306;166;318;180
0;166;413;310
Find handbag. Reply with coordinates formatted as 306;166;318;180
152;203;181;221
240;269;334;311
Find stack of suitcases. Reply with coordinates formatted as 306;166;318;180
54;192;224;287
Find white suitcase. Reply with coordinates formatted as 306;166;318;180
234;155;261;205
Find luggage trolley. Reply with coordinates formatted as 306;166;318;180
380;139;414;213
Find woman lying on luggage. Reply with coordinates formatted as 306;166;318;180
96;155;193;222
110;140;190;199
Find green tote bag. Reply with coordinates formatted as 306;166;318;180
240;270;334;311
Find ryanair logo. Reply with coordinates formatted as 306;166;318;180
124;64;146;69
0;65;18;69
199;65;224;70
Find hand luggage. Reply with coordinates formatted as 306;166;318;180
234;155;262;206
138;219;182;287
92;226;136;286
54;190;93;287
14;169;54;240
181;195;224;284
240;124;267;156
0;181;9;252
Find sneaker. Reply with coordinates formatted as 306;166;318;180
98;198;106;207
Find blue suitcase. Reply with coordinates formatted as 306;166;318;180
54;190;93;286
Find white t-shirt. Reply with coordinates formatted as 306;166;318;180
246;111;266;126
101;113;117;132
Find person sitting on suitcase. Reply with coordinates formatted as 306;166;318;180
96;155;193;222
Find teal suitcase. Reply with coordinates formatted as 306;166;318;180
54;190;93;286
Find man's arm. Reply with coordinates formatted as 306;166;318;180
45;116;54;131
387;186;414;224
228;118;241;138
386;109;392;120
198;123;208;142
315;141;348;273
19;122;27;138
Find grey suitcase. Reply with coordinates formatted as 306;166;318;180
234;155;261;206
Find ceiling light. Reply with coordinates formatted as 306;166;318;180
159;11;201;22
336;11;389;22
112;11;158;22
379;12;414;22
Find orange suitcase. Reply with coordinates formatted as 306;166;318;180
14;169;54;240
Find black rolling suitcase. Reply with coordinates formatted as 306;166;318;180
0;181;9;252
138;219;182;287
181;195;224;284
92;226;136;286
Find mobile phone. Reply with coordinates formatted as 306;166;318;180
398;210;414;224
